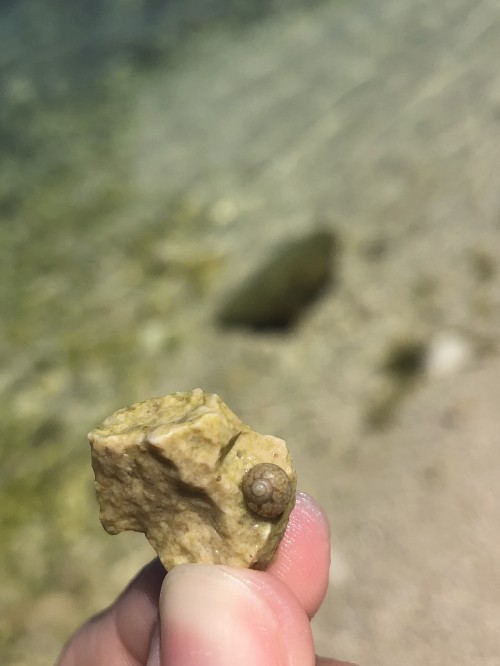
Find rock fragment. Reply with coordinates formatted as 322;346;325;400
89;389;296;570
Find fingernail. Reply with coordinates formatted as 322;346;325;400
159;564;285;666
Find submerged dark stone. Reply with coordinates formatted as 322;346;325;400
217;229;337;331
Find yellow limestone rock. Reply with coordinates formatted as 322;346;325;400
89;389;296;570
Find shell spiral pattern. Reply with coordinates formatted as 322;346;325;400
241;462;292;518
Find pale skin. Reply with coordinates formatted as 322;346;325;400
57;493;358;666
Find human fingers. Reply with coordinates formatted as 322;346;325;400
150;494;334;665
275;500;358;665
57;557;166;666
151;564;359;666
57;493;329;665
153;563;316;666
267;491;331;617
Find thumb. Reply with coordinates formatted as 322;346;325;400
148;563;315;666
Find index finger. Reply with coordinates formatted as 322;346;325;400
268;492;331;617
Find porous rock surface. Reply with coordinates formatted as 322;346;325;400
88;389;296;570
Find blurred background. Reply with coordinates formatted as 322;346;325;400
2;1;500;664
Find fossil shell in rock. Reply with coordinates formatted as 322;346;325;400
242;463;293;518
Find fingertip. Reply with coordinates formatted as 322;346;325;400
268;492;331;617
112;558;166;662
158;564;314;666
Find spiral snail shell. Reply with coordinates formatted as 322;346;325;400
241;462;292;519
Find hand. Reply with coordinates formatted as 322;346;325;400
57;493;357;665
